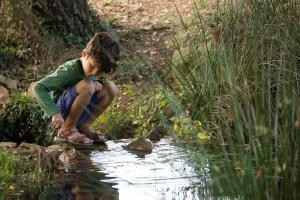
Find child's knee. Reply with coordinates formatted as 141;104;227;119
102;81;118;98
76;79;95;96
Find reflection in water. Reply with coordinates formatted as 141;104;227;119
40;138;216;200
40;146;119;200
91;138;212;200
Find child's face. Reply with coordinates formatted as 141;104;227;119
81;50;101;77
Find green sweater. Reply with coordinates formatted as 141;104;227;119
32;58;94;119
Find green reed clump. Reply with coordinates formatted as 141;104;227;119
161;0;300;199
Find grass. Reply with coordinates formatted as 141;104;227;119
156;0;300;199
0;151;44;199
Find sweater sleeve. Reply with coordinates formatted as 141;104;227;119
32;64;77;119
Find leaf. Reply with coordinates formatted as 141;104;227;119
173;123;181;133
197;131;210;140
132;120;139;125
8;185;14;190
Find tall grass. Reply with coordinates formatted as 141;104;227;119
161;0;300;199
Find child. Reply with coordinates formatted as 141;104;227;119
32;32;120;146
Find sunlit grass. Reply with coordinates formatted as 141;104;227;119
0;151;46;199
0;151;28;198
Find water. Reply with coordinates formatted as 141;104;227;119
40;138;218;200
90;138;211;200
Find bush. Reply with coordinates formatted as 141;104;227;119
92;85;170;139
0;92;48;145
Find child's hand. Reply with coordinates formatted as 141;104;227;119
94;81;103;92
52;113;64;129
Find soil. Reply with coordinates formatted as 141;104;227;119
89;0;194;83
86;0;195;113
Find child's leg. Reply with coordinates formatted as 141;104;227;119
61;79;97;131
78;80;118;129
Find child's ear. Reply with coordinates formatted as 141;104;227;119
82;49;89;58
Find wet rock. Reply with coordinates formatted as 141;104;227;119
0;142;17;149
122;130;136;139
147;126;167;142
46;144;65;153
0;75;18;89
16;142;59;170
0;85;10;104
38;147;58;170
17;142;45;154
127;136;153;153
59;148;77;173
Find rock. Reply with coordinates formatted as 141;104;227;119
122;130;135;139
127;136;153;153
59;148;77;173
0;142;17;149
46;144;65;153
0;85;9;104
16;142;59;170
17;142;45;154
0;75;18;89
43;144;65;170
38;147;58;170
147;126;167;142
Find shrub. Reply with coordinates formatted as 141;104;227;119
0;92;47;145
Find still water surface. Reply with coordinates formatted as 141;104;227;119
40;138;219;200
90;138;211;199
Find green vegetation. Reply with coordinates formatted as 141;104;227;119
0;151;44;199
0;92;48;145
1;0;299;198
93;85;169;139
158;0;300;199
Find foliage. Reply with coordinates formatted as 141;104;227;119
170;115;210;144
0;92;47;145
0;151;43;199
160;0;300;199
92;84;170;139
0;0;41;68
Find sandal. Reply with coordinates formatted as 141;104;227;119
54;128;93;146
78;127;107;143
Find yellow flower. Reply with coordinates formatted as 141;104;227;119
98;115;107;123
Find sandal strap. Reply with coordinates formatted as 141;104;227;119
70;135;87;143
79;127;104;138
58;128;92;144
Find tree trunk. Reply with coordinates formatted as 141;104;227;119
32;0;90;36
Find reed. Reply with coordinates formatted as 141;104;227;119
160;0;300;198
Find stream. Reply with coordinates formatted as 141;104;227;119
39;138;222;200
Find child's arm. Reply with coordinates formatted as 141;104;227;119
32;63;79;120
32;80;61;119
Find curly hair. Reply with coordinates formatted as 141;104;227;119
85;32;120;73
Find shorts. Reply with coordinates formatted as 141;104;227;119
56;85;99;126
